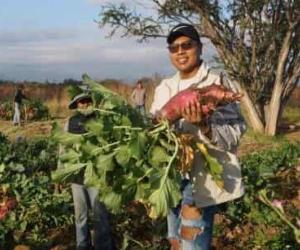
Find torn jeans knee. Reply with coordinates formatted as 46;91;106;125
180;205;206;242
167;209;181;239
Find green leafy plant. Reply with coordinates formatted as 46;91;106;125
0;99;49;121
223;143;300;248
52;74;182;219
0;134;74;248
52;74;228;219
258;190;300;244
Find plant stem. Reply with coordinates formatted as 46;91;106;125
93;108;120;116
92;141;120;154
113;126;142;131
259;191;300;243
160;131;179;187
149;121;168;135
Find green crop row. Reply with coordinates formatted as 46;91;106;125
0;100;49;121
0;132;299;249
0;133;74;249
221;143;300;249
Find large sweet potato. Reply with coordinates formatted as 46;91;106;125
0;197;17;220
159;84;242;123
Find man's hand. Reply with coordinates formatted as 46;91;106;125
181;100;202;123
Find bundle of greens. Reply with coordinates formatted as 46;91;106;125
51;74;224;219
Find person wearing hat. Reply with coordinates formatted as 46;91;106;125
61;93;115;250
150;23;246;250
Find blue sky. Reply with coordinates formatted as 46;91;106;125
0;0;217;83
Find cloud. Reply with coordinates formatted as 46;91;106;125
87;0;121;5
0;25;217;82
0;27;173;81
0;29;78;45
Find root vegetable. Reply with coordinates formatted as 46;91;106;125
159;84;242;123
0;197;17;220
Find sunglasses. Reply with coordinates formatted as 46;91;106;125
167;40;197;54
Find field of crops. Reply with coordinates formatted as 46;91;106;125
0;131;299;250
0;79;299;250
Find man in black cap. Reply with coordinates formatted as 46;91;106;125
150;23;246;250
61;93;115;250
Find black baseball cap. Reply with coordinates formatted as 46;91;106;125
167;23;201;44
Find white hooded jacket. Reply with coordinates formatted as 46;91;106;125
150;62;246;207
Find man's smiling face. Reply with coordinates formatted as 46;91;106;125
168;36;202;78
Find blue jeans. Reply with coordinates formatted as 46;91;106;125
167;182;217;250
71;184;115;250
136;105;145;115
13;102;21;125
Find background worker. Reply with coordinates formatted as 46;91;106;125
60;92;115;250
13;85;28;126
131;80;146;115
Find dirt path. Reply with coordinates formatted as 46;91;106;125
1;119;300;155
0;119;65;141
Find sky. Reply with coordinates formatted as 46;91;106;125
0;0;217;84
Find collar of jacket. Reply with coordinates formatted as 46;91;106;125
165;61;210;96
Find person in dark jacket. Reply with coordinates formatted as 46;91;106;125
61;93;115;250
13;85;28;126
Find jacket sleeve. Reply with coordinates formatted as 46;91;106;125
210;102;246;152
149;80;170;115
208;75;247;152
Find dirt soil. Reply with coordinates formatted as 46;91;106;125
1;119;300;250
2;120;300;155
0;120;66;141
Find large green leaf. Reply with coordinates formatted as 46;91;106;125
129;132;148;160
82;73;118;97
115;145;131;166
135;182;150;201
147;168;163;190
102;96;124;110
81;141;98;156
85;120;104;136
196;143;224;189
51;163;87;182
95;152;116;174
121;115;132;126
59;149;80;163
55;132;83;146
148;176;181;219
121;177;138;201
84;162;100;187
100;188;122;213
149;146;170;167
205;153;223;174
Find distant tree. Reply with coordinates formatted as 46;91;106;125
63;78;82;86
98;0;300;135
